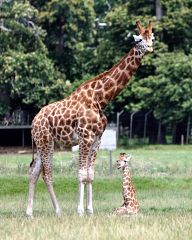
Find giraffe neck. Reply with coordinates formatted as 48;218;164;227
93;47;144;109
122;166;134;205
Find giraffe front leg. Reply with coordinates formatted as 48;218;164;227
42;171;61;217
86;167;94;214
77;169;86;215
77;135;95;215
40;143;61;217
114;205;127;215
77;167;94;215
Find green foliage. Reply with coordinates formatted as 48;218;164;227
0;51;65;110
39;0;95;80
130;52;192;124
0;1;46;53
0;0;191;126
0;104;9;118
160;0;192;52
0;0;66;115
91;0;192;124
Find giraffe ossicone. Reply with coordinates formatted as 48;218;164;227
114;153;139;215
26;20;154;217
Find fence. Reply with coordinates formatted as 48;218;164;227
116;111;192;144
0;110;191;147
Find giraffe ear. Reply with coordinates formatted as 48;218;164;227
136;21;145;35
126;154;132;162
148;20;152;34
133;34;142;42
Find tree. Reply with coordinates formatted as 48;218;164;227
123;51;192;143
160;0;192;52
136;52;192;124
90;1;160;116
0;0;46;54
37;0;95;81
91;1;191;114
0;51;65;110
0;0;66;118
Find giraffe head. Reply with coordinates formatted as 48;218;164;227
133;20;154;54
116;153;132;169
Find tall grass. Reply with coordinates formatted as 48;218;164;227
0;213;192;240
0;145;192;239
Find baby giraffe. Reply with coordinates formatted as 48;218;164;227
115;153;139;215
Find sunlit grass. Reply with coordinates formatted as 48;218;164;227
0;213;191;240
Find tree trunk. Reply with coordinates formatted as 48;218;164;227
157;122;167;144
148;115;166;144
156;0;162;20
172;118;188;144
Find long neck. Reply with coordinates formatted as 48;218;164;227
93;47;144;109
122;166;134;204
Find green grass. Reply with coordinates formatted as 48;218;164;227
0;145;192;239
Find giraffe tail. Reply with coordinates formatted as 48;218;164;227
30;139;35;167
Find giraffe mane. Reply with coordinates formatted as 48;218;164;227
75;50;133;91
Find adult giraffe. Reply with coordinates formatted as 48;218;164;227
26;20;154;217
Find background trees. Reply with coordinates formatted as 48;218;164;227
90;0;192;143
0;0;191;143
0;0;66;118
33;0;96;81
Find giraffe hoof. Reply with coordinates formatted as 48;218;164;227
56;210;62;218
26;212;34;219
77;211;84;217
78;212;84;217
86;209;93;215
77;208;84;216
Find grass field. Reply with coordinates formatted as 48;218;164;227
0;145;192;240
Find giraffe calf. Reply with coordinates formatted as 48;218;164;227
114;153;139;215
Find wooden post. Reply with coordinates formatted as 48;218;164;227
157;122;162;144
116;110;124;144
130;111;138;139
181;135;184;145
143;110;152;139
186;114;191;144
156;0;163;21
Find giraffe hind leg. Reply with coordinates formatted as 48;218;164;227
40;144;61;217
26;151;42;217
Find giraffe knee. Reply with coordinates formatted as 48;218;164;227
78;169;94;183
87;168;94;182
115;206;127;215
78;169;87;183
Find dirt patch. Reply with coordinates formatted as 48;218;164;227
0;146;71;154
